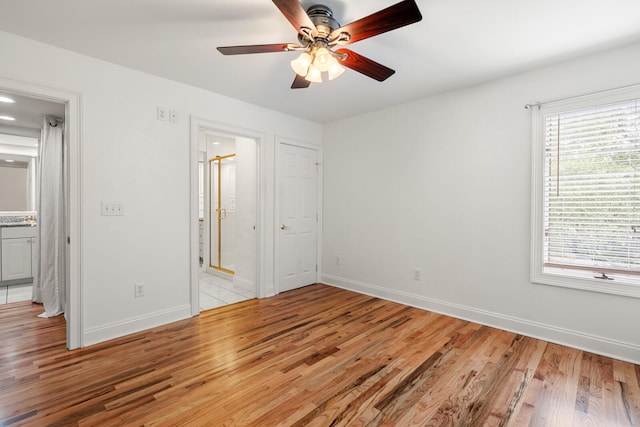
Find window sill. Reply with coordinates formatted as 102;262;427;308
532;267;640;298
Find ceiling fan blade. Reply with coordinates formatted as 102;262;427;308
336;49;395;82
217;44;291;55
272;0;318;37
330;0;422;45
291;74;311;89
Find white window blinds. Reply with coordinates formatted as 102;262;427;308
543;98;640;275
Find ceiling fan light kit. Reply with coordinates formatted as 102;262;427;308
327;59;345;80
217;0;422;89
290;45;346;82
290;52;312;76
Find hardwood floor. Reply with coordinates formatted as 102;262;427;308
1;284;638;426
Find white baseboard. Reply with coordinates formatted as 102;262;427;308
233;276;255;293
322;274;640;364
83;304;193;347
203;267;233;281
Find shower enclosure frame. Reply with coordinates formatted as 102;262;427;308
209;153;236;275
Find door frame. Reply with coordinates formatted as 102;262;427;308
189;117;263;315
274;137;323;294
0;76;83;349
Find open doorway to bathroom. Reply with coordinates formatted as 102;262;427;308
0;92;65;307
197;128;257;311
0;93;66;316
0;79;81;349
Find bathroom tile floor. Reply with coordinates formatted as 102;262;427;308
199;271;254;311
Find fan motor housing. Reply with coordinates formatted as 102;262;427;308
307;4;340;39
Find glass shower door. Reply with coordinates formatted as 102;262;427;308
209;154;236;274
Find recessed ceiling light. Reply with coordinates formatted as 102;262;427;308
0;96;15;103
5;159;14;163
0;115;16;121
213;141;221;145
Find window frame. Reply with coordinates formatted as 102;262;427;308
531;86;640;298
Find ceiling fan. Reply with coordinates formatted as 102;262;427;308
217;0;422;89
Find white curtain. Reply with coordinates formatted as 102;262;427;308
32;117;65;317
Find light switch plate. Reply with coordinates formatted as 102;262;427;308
101;202;124;216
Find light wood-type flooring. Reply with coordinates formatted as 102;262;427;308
1;284;639;426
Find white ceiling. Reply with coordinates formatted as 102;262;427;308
0;91;65;137
1;0;640;123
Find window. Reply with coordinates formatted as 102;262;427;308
531;87;640;297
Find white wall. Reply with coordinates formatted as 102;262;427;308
234;137;257;291
322;41;640;363
0;30;322;346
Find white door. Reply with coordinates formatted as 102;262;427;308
278;143;318;292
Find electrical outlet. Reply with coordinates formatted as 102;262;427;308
336;256;341;265
169;109;177;123
157;106;167;121
134;282;144;297
413;269;422;281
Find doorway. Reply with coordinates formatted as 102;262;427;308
190;118;259;313
0;78;81;349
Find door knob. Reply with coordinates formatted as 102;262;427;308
280;224;286;230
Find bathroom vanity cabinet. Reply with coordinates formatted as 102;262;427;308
0;226;37;282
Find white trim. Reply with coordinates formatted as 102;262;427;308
274;137;323;294
189;116;264;313
278;138;321;151
84;304;191;347
189;117;200;316
322;274;640;364
0;75;83;349
530;85;640;299
525;82;640;110
317;148;324;283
